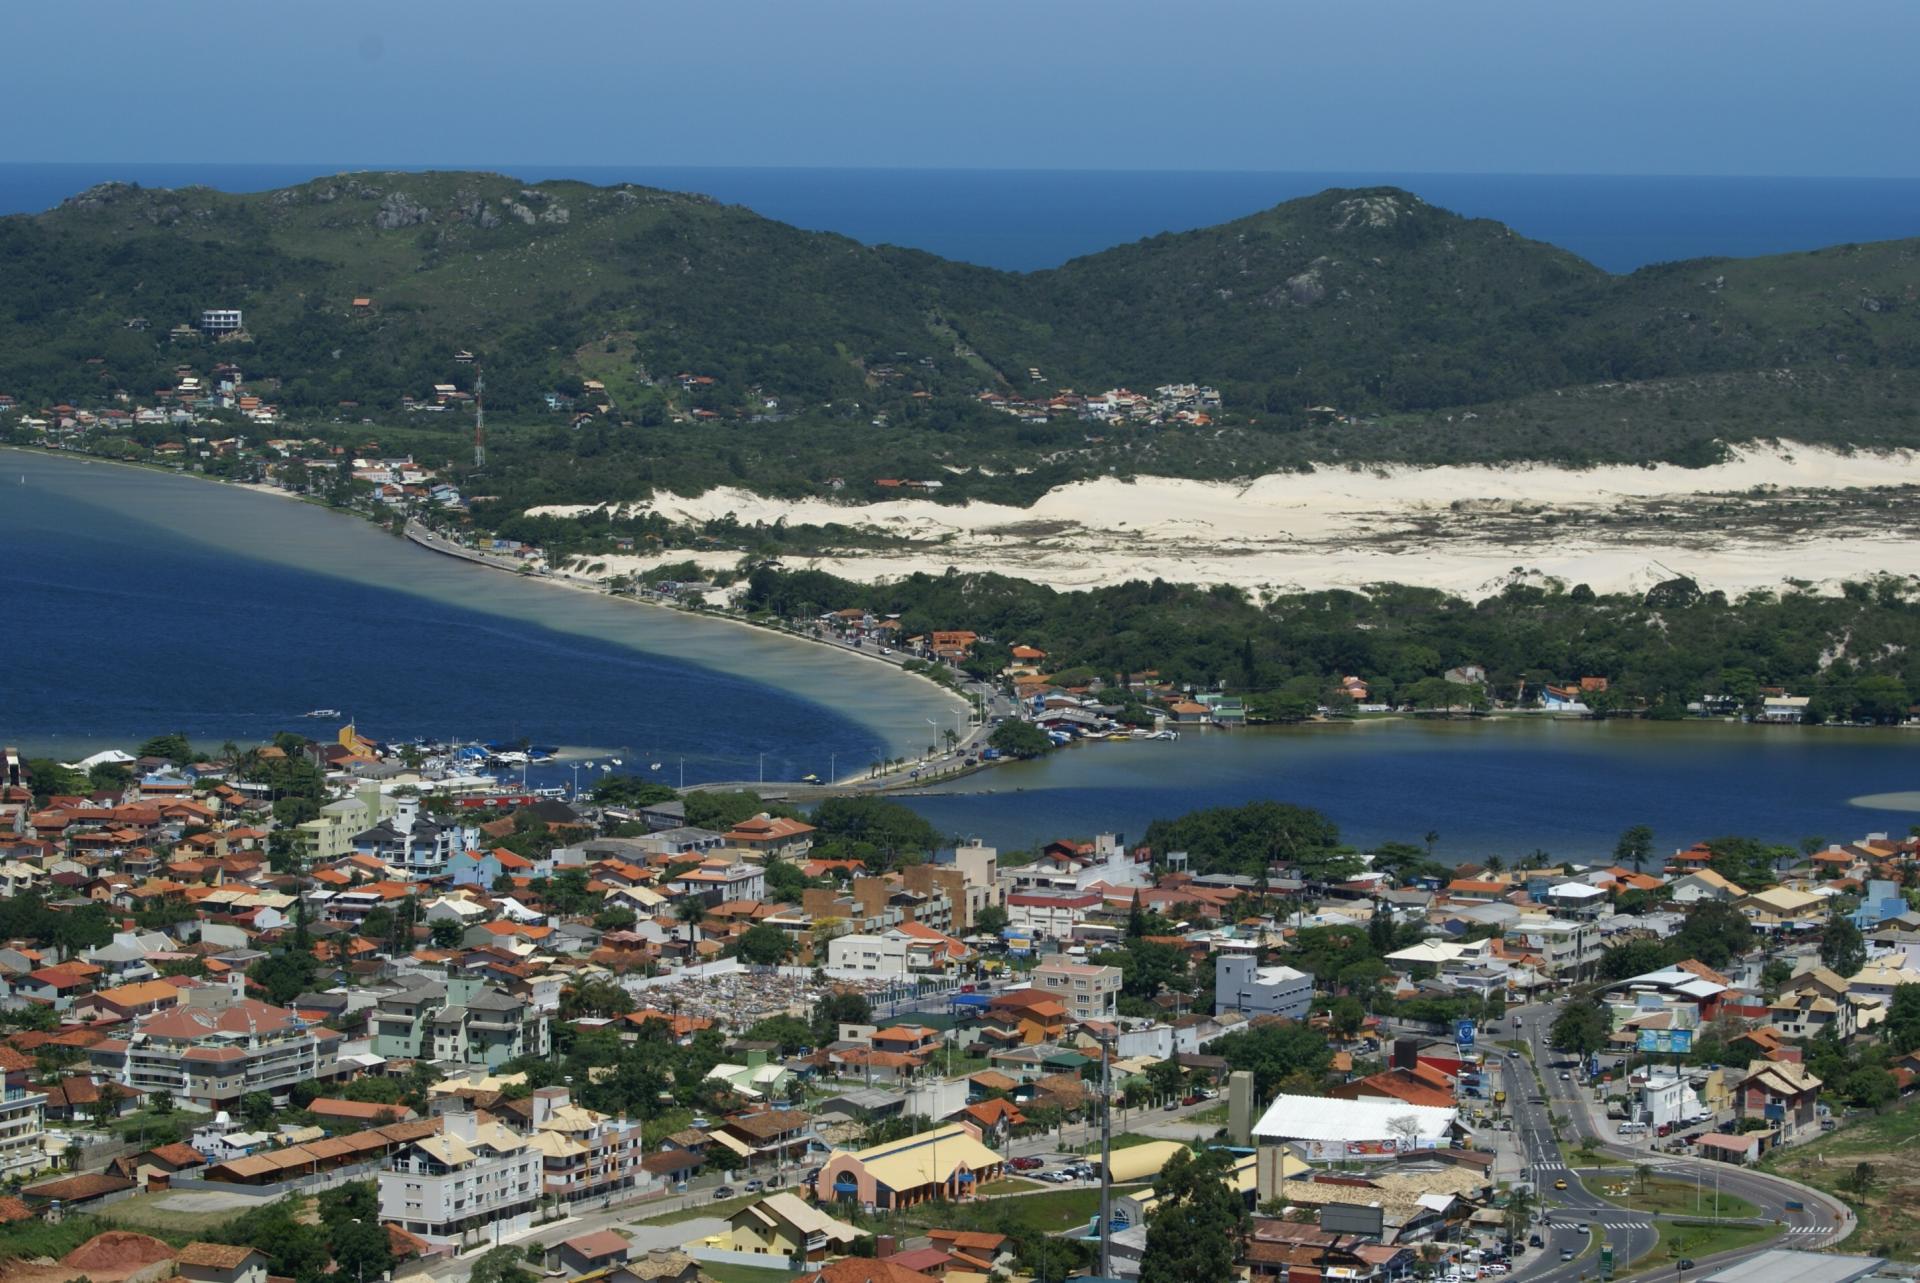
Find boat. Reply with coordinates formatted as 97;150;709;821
304;708;342;719
610;758;623;766
649;761;663;771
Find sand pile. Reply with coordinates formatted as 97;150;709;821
525;443;1920;597
60;1233;174;1273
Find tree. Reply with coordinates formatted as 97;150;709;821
975;904;1009;936
1503;1184;1533;1248
1614;824;1654;874
317;1181;394;1282
812;989;872;1045
988;720;1051;759
1147;1056;1185;1103
1845;1162;1879;1197
1821;907;1867;977
1549;998;1610;1059
675;896;709;947
429;918;467;949
1140;1147;1248;1283
248;949;317;1006
737;923;792;966
149;1089;174;1116
1329;995;1367;1038
239;1090;275;1132
746;1014;815;1054
1887;984;1920;1053
469;1246;537;1283
1207;1020;1332;1098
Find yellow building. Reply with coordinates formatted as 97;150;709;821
714;1192;862;1263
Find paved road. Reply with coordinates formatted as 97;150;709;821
1494;1001;1853;1283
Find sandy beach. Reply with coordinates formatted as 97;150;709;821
531;444;1920;596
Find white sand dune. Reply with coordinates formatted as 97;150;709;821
529;444;1920;596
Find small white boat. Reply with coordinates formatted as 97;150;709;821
649;761;663;771
304;708;342;719
610;758;623;766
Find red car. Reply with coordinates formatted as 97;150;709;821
1010;1156;1044;1171
1182;1093;1206;1106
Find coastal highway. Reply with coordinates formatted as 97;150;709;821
1495;1000;1853;1283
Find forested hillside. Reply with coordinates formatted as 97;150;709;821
4;171;1920;506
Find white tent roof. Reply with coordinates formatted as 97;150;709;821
1252;1093;1457;1144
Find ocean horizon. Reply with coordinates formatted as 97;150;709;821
4;162;1919;274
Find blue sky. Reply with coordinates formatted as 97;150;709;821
6;0;1915;176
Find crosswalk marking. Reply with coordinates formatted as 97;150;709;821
1786;1226;1825;1237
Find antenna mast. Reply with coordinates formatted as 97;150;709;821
473;365;486;468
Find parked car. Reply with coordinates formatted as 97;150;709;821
1010;1156;1044;1171
744;1179;763;1193
714;1185;735;1199
1182;1093;1206;1106
1528;1236;1543;1249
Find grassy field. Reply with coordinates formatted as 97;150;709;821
101;1193;261;1237
1617;1221;1780;1276
1586;1173;1758;1220
696;1264;792;1283
1763;1095;1920;1260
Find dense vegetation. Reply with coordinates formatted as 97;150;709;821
743;564;1920;721
9;173;1920;511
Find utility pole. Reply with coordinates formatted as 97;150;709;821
473;366;486;468
1099;1027;1114;1279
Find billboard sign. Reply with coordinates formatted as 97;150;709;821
1320;1203;1387;1238
1637;1028;1694;1054
1601;1245;1614;1279
1456;1019;1477;1048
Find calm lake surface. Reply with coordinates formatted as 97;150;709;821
903;718;1920;862
2;450;955;781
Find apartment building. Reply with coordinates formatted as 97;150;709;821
0;1047;46;1176
352;798;469;882
516;1087;646;1204
379;1110;540;1247
1214;952;1314;1020
1006;892;1101;941
373;976;550;1069
1032;957;1123;1021
88;982;340;1106
1507;915;1602;980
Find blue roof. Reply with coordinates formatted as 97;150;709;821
948;993;990;1008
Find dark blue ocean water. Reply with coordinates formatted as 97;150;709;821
0;451;947;785
4;163;1918;273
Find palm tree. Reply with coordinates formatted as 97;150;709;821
1486;855;1506;874
1424;830;1440;859
675;896;709;950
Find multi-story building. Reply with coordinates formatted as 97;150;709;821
372;976;550;1069
516;1087;646;1205
1032;958;1123;1022
1214;952;1313;1020
1507;915;1602;980
88;982;339;1106
0;1047;46;1176
199;309;244;335
379;1110;540;1247
352;798;468;882
665;855;766;904
1006;892;1101;941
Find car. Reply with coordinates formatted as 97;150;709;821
1561;1250;1575;1262
1677;1261;1696;1272
744;1179;763;1193
1576;1225;1589;1236
1554;1179;1568;1190
1528;1236;1543;1249
1010;1156;1044;1171
1784;1199;1804;1211
1182;1093;1206;1106
1484;1264;1508;1275
714;1185;735;1199
1559;1071;1571;1081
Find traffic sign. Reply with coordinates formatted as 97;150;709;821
1456;1019;1477;1047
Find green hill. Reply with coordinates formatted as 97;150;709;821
4;171;1920;506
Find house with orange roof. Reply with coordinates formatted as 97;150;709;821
75;979;184;1023
724;814;816;859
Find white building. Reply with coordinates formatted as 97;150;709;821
1252;1093;1458;1191
199;308;244;334
1508;915;1602;980
826;933;912;977
1635;1069;1703;1129
1006;892;1101;941
1033;957;1123;1021
379;1111;540;1248
1214;952;1313;1019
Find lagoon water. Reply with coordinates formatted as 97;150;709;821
11;452;1920;857
2;451;953;782
903;718;1920;863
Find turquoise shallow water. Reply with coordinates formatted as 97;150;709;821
2;450;955;782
